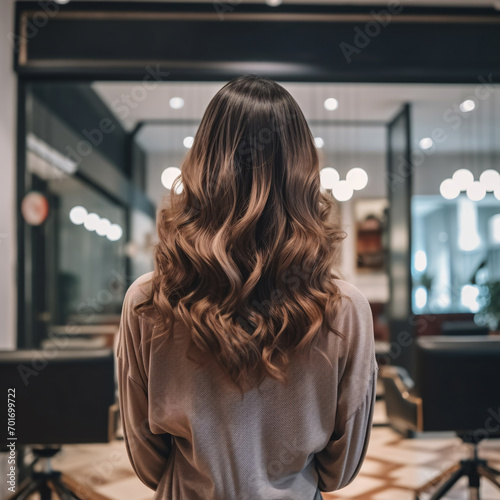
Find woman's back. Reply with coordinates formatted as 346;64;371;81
118;271;376;500
118;74;377;499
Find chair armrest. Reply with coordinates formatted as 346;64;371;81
380;365;416;393
108;403;120;441
379;366;423;435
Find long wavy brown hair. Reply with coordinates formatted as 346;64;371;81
135;75;346;390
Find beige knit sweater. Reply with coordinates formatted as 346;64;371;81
117;271;377;500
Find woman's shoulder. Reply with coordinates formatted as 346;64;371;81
124;271;154;307
328;279;375;373
331;278;371;310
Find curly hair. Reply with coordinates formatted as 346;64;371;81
135;75;346;391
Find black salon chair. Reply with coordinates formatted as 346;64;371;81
380;336;500;500
441;320;489;336
0;348;117;500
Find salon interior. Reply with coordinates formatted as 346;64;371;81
1;1;500;499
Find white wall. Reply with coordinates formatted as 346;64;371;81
0;0;16;349
333;152;389;302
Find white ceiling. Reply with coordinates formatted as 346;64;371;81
92;81;500;154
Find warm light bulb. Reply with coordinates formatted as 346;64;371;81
452;169;474;191
314;137;325;149
96;218;111;237
324;98;339;111
419;137;433;150
69;206;87;225
161;167;182;191
479;169;500;191
169;97;184;109
346;168;368;190
333;180;353;201
414;250;427;273
106;224;123;242
440;178;460;200
320;167;340;190
84;213;100;232
459;99;476;112
466;181;486;201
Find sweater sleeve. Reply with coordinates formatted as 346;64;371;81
117;279;172;491
314;282;378;493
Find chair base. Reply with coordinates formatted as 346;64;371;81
415;458;500;500
8;470;83;500
7;447;83;500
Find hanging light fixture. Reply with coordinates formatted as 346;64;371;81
346;167;368;190
439;169;496;202
439;103;497;202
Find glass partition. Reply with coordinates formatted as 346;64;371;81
47;174;127;328
412;195;500;315
411;87;500;326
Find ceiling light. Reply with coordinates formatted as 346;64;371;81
414;250;427;273
95;218;111;237
69;206;87;225
489;214;500;244
452;169;474;191
265;0;282;5
419;137;433;150
106;224;123;242
439;178;460;200
314;137;325;149
466;181;486;201
320;167;340;190
169;97;184;110
324;98;339;111
84;213;100;232
459;99;476;113
415;287;427;310
458;197;481;251
333;180;353;202
346;167;368;190
161;167;182;190
479;169;500;191
54;0;70;4
183;136;194;148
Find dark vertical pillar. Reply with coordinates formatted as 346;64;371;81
16;80;28;349
387;104;415;376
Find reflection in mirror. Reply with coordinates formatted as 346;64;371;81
411;86;500;327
